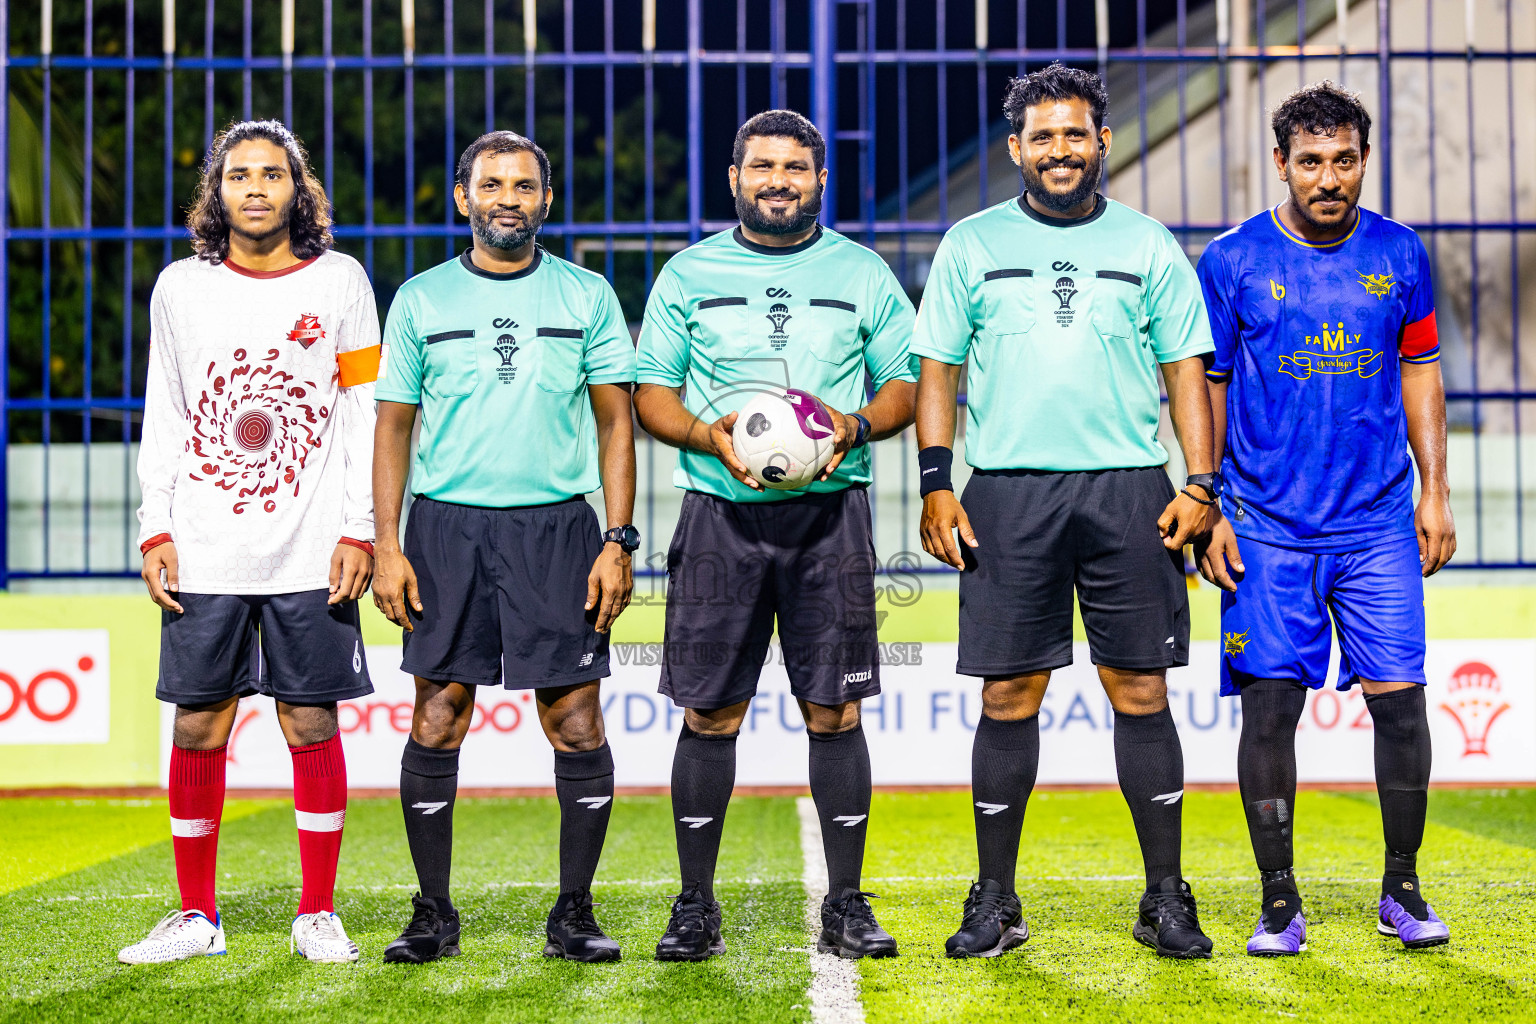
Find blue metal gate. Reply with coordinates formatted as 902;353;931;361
3;0;1534;584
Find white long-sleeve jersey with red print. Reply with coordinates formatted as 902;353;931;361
136;250;381;594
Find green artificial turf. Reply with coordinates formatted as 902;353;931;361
1;795;808;1024
0;798;283;895
4;789;1533;1024
859;789;1536;1023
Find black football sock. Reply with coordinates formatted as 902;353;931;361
554;743;615;894
1366;686;1432;910
1113;707;1186;889
400;737;460;902
808;724;873;896
1237;679;1308;880
671;725;738;903
970;713;1040;894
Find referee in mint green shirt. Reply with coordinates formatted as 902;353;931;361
634;111;914;963
911;66;1221;960
371;132;638;965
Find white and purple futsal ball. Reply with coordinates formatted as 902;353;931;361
732;388;837;490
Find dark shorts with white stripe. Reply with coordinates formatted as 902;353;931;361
659;487;881;710
956;467;1190;678
400;495;610;689
157;589;373;706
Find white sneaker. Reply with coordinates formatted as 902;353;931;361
291;911;360;963
118;909;226;964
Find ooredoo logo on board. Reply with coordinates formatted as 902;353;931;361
0;630;111;744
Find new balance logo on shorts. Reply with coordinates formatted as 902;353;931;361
975;802;1009;816
833;815;867;827
412;801;448;815
579;652;594;667
578;796;611;810
1151;790;1184;806
679;816;713;829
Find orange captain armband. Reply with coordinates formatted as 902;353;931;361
337;344;382;387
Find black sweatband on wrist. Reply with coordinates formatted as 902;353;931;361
850;412;872;450
918;446;954;496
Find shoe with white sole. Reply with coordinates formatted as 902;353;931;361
291;911;360;963
118;909;226;964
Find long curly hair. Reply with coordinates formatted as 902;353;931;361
187;120;333;263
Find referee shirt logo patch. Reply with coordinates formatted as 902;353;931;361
1052;276;1079;326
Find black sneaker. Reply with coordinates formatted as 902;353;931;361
544;888;621;963
817;889;898;959
944;879;1029;958
1132;877;1214;959
383;893;461;963
654;883;725;962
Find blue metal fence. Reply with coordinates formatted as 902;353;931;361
4;0;1535;585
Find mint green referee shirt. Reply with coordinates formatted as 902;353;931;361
911;195;1214;472
637;226;918;503
376;247;637;506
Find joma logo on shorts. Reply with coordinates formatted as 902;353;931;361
842;669;873;685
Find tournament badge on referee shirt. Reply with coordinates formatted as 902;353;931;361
1052;275;1078;326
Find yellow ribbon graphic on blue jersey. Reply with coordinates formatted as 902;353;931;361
1279;348;1382;380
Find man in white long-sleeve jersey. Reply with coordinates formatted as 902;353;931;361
119;121;380;966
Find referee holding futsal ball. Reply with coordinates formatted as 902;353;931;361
912;65;1221;960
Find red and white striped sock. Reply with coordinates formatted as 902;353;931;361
169;744;226;918
291;733;348;915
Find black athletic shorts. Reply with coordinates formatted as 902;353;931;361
659;487;881;710
956;467;1189;677
401;495;610;689
157;589;372;706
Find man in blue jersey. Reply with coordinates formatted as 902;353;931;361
1196;82;1456;956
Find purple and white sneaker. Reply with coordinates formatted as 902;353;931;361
1378;894;1450;949
1247;911;1307;956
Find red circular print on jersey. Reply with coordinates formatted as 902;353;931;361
186;348;328;514
234;409;276;452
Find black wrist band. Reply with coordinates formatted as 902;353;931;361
1185;472;1221;500
850;413;872;450
918;446;954;496
1180;487;1217;507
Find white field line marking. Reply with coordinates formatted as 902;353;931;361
797;797;865;1024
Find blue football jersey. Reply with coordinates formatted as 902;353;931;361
1198;206;1439;551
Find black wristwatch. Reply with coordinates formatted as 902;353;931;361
1184;472;1225;503
603;524;641;553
